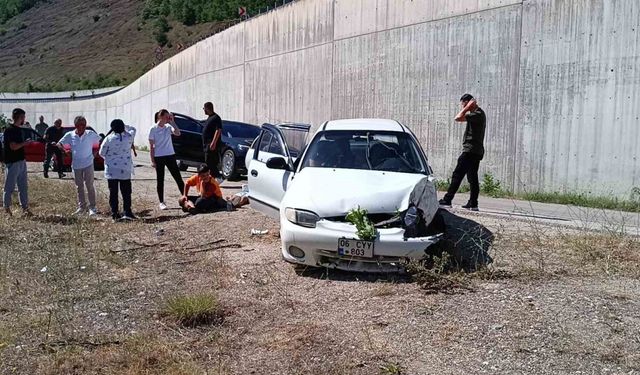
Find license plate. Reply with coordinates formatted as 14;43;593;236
337;238;374;258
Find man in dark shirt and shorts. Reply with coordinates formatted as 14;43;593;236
3;108;32;216
439;93;486;211
201;102;223;179
43;118;66;179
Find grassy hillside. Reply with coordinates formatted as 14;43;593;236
0;0;273;92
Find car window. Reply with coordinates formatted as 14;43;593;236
268;136;284;155
174;117;201;133
223;122;260;139
300;130;427;173
258;132;272;153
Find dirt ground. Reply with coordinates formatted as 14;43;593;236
1;163;639;375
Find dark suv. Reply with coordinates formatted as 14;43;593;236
171;113;260;180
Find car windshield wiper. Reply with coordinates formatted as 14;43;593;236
371;139;421;173
365;132;373;170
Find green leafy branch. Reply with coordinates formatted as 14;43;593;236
345;207;377;241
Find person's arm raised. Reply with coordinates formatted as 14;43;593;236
454;99;477;122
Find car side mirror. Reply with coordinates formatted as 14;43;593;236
266;157;290;171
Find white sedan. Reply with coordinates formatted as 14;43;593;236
246;119;444;272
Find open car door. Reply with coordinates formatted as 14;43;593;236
246;123;310;219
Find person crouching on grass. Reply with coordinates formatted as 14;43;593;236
99;119;137;221
179;164;233;214
57;116;101;216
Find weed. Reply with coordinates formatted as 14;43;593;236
481;172;506;197
163;293;223;327
379;362;404;375
345;206;377;241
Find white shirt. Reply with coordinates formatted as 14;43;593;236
99;125;136;180
58;130;101;170
148;124;176;157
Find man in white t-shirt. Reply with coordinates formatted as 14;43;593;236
58;116;101;216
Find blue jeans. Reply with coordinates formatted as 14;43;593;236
3;160;29;209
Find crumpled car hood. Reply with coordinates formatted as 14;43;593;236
281;168;429;218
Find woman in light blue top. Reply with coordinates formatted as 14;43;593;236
99;119;137;221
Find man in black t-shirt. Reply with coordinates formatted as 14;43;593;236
201;101;223;179
439;94;487;211
43;118;66;178
35;116;48;137
2;108;32;216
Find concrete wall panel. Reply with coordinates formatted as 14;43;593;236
333;0;522;40
245;0;333;61
244;43;332;126
333;4;522;186
516;0;640;195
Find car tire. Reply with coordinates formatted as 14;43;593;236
221;149;238;180
177;160;188;171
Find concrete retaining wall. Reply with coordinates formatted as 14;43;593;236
2;0;639;197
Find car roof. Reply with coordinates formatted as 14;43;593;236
322;118;406;132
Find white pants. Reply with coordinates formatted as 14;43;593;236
73;165;96;210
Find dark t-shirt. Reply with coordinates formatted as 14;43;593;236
462;107;486;157
202;113;223;151
3;125;25;163
44;126;64;143
35;122;48;136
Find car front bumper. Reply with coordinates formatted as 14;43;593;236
280;218;443;272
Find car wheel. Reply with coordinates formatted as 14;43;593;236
177;160;188;171
221;149;237;180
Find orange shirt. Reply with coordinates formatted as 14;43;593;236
185;175;222;199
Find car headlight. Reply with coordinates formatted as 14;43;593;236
285;208;320;228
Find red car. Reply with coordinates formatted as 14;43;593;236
18;126;104;171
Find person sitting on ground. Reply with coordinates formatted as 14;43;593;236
99;119;137;221
179;164;233;214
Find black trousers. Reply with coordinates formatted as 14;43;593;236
44;144;63;173
108;179;132;216
444;152;482;205
155;155;185;203
204;148;222;178
185;195;227;214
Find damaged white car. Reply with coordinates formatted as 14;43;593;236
246;119;445;272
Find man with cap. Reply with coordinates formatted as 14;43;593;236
99;119;137;221
439;93;487;211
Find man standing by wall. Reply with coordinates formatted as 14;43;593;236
43;118;66;179
439;94;486;211
35;115;48;137
2;108;31;216
202;102;223;180
58;116;101;216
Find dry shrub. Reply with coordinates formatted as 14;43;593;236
405;253;471;294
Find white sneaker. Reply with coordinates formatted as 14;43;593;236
88;208;98;216
159;202;168;210
72;208;85;215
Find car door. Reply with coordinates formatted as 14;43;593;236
21;128;46;162
247;124;310;219
172;115;203;163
